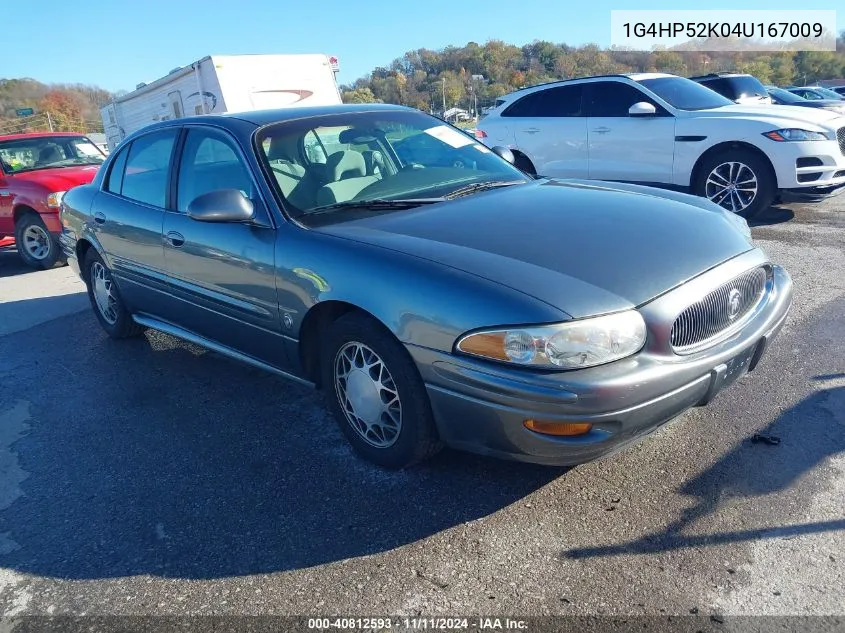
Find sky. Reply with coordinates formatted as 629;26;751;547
1;0;842;92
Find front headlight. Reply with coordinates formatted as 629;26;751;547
456;310;647;370
46;191;66;208
763;128;828;142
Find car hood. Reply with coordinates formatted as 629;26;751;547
316;180;755;318
9;164;101;191
697;103;845;128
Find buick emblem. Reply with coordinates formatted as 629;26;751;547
727;288;742;320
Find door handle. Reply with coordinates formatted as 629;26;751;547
93;211;106;224
592;127;611;134
166;231;185;247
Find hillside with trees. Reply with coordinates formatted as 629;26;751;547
0;79;116;135
342;35;845;116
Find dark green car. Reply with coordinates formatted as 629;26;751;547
60;104;793;468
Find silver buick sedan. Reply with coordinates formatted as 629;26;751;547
59;104;793;468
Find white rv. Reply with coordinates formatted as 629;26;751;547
100;53;342;150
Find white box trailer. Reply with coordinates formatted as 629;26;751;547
100;53;342;150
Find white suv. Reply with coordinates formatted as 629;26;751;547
476;73;845;218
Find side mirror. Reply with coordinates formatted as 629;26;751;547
629;102;657;117
491;145;515;164
187;189;255;223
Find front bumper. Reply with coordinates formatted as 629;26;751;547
409;252;793;466
770;135;845;193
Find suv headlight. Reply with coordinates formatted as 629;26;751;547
763;129;828;142
46;191;66;208
456;311;647;370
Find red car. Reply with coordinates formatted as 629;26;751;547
0;132;106;269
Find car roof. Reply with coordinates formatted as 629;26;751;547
496;72;677;102
0;131;88;141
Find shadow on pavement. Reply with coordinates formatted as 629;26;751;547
563;384;845;559
748;205;794;227
0;306;564;580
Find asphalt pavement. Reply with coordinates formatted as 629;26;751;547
0;198;843;621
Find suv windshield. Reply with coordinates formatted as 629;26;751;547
0;135;106;173
636;76;733;111
256;109;530;220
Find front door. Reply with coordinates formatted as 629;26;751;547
507;84;588;178
585;80;676;184
163;126;289;368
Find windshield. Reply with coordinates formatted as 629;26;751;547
0;135;106;173
256;109;530;220
767;87;804;104
636;77;733;111
814;87;844;100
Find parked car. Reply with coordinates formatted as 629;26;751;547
766;86;845;114
476;73;845;218
60;104;793;469
786;86;845;101
0;132;106;268
831;86;845;97
688;72;772;105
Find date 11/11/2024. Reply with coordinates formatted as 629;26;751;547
307;618;528;630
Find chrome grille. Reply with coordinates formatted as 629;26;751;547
838;126;845;155
670;266;769;352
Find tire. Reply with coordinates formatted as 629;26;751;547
83;249;144;339
513;153;536;176
14;213;62;270
694;149;775;220
321;312;442;469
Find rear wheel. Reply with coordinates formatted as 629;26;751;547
14;213;61;269
695;150;774;219
84;249;144;339
321;312;442;469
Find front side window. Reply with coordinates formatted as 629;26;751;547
586;81;664;117
177;129;252;212
256;110;530;220
116;129;178;208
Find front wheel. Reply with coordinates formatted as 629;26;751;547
14;213;62;269
321;312;442;469
694;150;775;219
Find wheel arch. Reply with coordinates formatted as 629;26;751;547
297;300;388;388
12;204;39;224
690;141;778;191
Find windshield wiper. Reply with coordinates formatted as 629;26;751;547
304;198;444;216
444;180;525;200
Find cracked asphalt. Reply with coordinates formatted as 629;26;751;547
0;197;843;620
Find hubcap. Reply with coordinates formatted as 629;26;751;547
22;224;51;260
705;161;758;213
334;342;402;448
91;261;118;325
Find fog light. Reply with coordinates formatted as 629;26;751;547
523;419;593;437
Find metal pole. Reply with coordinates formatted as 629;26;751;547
47;112;54;132
442;78;446;115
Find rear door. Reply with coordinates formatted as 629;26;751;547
163;125;289;368
505;85;588;177
585;80;675;184
92;128;177;309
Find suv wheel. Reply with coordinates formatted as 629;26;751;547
695;150;774;219
14;213;61;269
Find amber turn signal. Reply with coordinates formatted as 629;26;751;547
523;419;593;437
